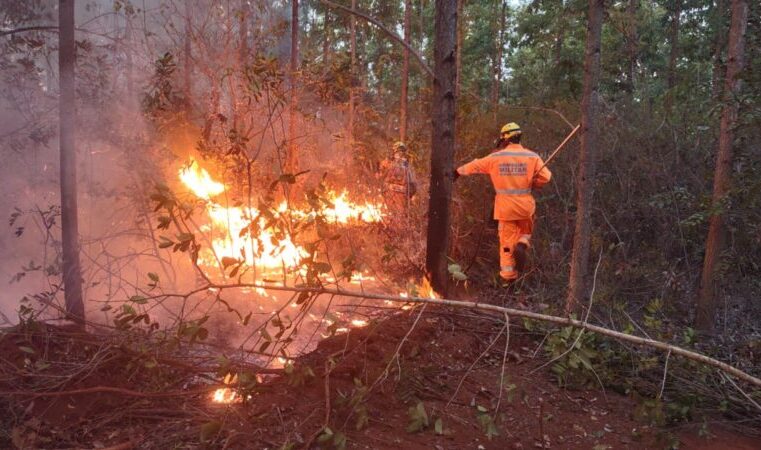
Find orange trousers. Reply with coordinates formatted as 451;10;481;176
498;219;533;281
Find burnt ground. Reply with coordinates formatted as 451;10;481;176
1;305;759;449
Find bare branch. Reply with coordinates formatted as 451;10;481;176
321;0;434;78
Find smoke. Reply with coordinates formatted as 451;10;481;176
0;0;401;360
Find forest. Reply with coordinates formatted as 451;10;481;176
0;0;760;448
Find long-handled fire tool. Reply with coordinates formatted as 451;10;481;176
536;123;581;174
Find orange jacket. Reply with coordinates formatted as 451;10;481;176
456;143;552;221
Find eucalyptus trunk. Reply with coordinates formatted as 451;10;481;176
287;0;299;174
566;0;604;313
425;0;457;296
665;0;681;111
400;0;411;142
697;0;748;333
59;0;85;324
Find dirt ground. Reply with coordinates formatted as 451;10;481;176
1;306;759;449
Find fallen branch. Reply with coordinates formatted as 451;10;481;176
172;282;761;389
0;385;218;398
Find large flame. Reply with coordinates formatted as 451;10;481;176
178;159;385;276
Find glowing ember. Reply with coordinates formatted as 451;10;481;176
212;373;239;404
350;272;376;284
212;387;238;404
351;319;368;327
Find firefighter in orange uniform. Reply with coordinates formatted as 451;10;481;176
380;141;417;213
454;123;552;282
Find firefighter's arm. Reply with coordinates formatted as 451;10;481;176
532;163;552;190
456;157;490;176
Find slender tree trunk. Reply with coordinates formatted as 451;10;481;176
400;0;411;142
491;0;505;122
665;0;681;110
59;0;85;324
697;0;748;333
239;0;248;65
566;0;604;313
711;0;727;100
322;5;330;69
287;0;299;173
183;5;192;114
425;0;457;295
348;0;356;147
455;0;464;102
626;0;638;92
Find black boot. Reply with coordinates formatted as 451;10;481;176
514;243;528;273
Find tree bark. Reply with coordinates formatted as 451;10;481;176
400;0;411;142
59;0;85;324
455;0;464;103
697;0;748;333
286;0;299;174
626;0;638;92
711;0;727;100
239;0;248;65
183;5;192;114
348;0;357;148
566;0;604;313
491;0;506;122
425;0;457;296
665;0;681;110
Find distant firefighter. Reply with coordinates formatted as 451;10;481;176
454;123;552;283
380;141;417;213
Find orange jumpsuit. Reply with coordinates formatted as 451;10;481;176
457;143;552;281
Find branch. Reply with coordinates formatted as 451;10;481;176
321;0;434;78
0;25;58;38
0;385;218;398
182;282;761;389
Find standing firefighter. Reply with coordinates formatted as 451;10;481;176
454;123;552;282
380;141;417;213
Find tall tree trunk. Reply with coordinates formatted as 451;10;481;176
239;0;248;65
626;0;639;92
400;0;411;142
348;0;356;148
491;0;505;122
455;0;464;102
322;5;330;70
183;6;192;114
566;0;604;313
286;0;299;174
696;0;748;333
59;0;85;324
711;0;727;100
665;0;681;110
425;0;457;295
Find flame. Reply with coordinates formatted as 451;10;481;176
212;373;240;404
177;160;385;276
420;277;439;299
180;160;225;199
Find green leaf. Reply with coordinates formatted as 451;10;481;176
434;418;443;435
18;346;35;354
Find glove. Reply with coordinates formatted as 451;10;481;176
452;169;460;181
